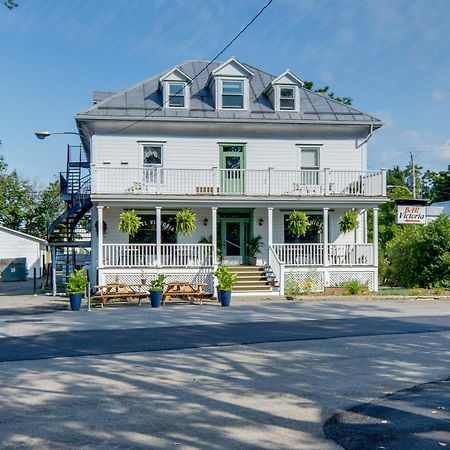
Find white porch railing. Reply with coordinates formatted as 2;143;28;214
271;243;374;266
103;244;157;267
269;245;285;294
93;167;386;197
103;244;213;267
328;244;374;266
161;244;213;267
271;243;324;266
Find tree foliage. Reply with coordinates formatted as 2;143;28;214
384;215;450;288
304;81;352;105
4;1;18;9
0;153;64;239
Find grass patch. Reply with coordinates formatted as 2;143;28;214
378;287;450;296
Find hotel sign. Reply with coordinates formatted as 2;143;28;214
396;205;426;224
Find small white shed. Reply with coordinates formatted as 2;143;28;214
0;226;48;278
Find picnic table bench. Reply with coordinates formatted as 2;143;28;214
162;281;208;305
93;283;148;307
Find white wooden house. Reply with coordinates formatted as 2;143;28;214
74;58;386;294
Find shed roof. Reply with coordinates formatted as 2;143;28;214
0;226;47;244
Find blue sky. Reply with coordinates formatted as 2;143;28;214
0;0;449;184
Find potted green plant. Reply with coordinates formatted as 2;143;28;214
176;209;196;235
148;274;166;308
338;209;359;234
118;210;142;237
247;235;264;265
65;269;88;311
287;211;309;237
214;266;237;307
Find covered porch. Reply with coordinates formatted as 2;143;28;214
93;203;380;293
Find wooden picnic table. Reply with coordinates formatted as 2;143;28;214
162;281;208;305
94;282;149;307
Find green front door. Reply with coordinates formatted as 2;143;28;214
220;144;245;194
220;218;251;264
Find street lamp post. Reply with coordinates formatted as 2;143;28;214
35;131;80;140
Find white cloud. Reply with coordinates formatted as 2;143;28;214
432;90;446;101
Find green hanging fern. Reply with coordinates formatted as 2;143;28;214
338;210;359;234
176;209;197;235
118;210;142;237
287;211;309;237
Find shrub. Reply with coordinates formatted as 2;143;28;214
148;274;166;292
214;266;237;291
385;215;450;288
341;279;368;295
65;270;87;295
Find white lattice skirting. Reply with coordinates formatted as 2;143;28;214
284;271;325;293
102;269;215;294
328;271;375;291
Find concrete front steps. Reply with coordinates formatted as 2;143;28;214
228;266;272;292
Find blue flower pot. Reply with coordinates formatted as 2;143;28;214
69;293;83;311
218;290;232;307
150;291;162;308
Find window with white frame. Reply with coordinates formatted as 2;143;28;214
222;80;244;108
142;144;163;184
168;83;185;107
279;86;295;110
300;148;320;185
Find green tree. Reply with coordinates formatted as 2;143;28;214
384;215;450;288
0;156;34;230
304;81;352;105
428;166;450;202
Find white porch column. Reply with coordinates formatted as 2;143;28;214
156;207;162;268
211;207;218;266
97;205;104;269
373;207;379;268
323;207;329;267
51;246;57;296
267;207;273;248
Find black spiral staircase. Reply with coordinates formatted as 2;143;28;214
48;145;92;281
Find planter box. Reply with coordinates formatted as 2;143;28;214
324;286;347;295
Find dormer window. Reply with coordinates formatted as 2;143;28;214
279;86;295;110
264;69;304;113
222;80;244;109
168;83;185;107
159;67;192;109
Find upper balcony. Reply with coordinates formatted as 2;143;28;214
92;167;386;198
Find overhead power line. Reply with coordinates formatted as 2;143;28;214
106;0;274;135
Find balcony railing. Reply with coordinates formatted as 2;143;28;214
93;167;386;197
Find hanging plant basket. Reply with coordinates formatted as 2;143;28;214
287;211;309;237
338;210;359;234
176;209;197;235
118;210;142;237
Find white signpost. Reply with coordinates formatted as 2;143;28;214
397;205;426;224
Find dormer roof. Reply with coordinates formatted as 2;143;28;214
271;70;304;86
210;57;254;78
159;67;192;83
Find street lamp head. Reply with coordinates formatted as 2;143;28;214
35;131;51;140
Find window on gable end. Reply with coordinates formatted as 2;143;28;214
279;86;295;110
222;80;244;109
168;82;185;107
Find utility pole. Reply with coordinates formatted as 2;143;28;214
410;152;416;199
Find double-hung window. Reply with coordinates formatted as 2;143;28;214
300;148;320;185
279;87;295;110
143;144;163;184
168;83;185;107
222;80;244;108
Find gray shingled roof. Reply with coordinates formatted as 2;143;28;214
77;60;381;125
